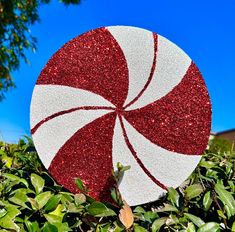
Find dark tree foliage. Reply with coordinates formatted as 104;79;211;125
0;0;80;100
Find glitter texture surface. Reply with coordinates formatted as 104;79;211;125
124;33;158;109
37;27;129;108
31;106;115;134
49;112;117;202
123;62;211;155
118;115;167;190
30;26;212;206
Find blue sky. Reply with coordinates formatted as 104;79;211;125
0;0;235;143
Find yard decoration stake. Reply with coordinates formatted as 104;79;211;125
30;26;211;206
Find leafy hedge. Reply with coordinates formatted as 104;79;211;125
0;137;235;232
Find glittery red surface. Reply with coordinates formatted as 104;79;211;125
36;27;129;108
33;27;212;203
49;112;117;202
123;62;211;155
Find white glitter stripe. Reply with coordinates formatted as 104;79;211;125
122;118;201;189
30;85;115;128
126;35;191;110
112;116;164;206
107;26;154;107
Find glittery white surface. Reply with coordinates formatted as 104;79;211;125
122;118;201;189
112;117;166;206
107;26;154;107
125;33;191;110
31;85;114;128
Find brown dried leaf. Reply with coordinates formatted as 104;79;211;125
119;200;134;229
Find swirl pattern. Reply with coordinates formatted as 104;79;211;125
30;26;211;206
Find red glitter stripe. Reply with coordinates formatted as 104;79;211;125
31;106;115;134
123;33;158;110
118;114;167;190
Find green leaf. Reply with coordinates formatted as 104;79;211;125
155;203;178;212
215;183;235;218
25;220;40;232
224;205;233;219
133;206;146;214
151;217;167;232
9;190;30;209
35;191;52;209
185;184;203;200
197;222;220;232
74;178;87;192
87;202;116;217
44;195;61;211
74;193;86;205
44;215;72;232
199;161;215;169
1;153;13;168
0;208;7;218
203;191;212;211
66;202;82;213
217;210;226;219
0;203;21;231
113;221;124;232
232;221;235;232
3;173;28;188
117;162;131;172
110;188;122;205
44;214;62;224
31;173;45;194
165;214;179;225
28;198;39;210
167;187;180;207
12;188;34;195
56;222;72;232
143;211;158;223
0;149;6;155
184;213;205;227
49;204;65;218
43;222;58;232
228;181;235;192
60;192;74;203
186;222;196;232
134;225;148;232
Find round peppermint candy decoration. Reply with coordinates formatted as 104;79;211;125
30;26;211;206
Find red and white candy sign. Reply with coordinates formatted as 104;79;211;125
30;26;211;206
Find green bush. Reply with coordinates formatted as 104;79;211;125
0;137;235;231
